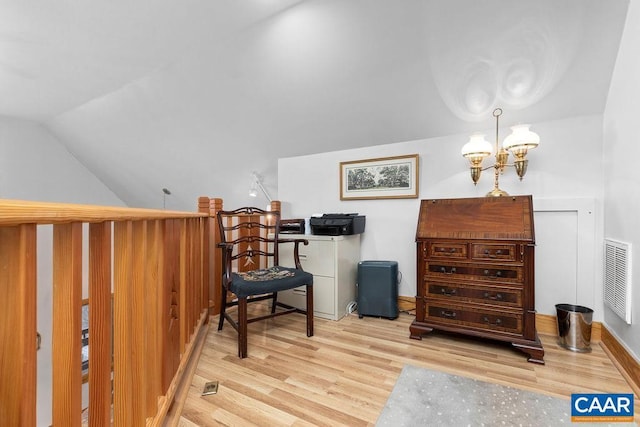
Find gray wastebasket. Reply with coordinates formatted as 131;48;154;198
555;304;594;352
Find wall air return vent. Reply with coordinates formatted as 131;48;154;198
603;239;632;324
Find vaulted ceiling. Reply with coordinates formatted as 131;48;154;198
0;0;629;209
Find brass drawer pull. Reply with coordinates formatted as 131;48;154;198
483;269;502;278
436;247;457;253
483;292;503;300
483;249;504;258
440;266;457;274
482;316;502;325
440;288;457;296
440;310;457;318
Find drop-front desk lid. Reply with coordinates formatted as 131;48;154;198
415;195;534;242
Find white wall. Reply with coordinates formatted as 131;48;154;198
0;117;124;205
43;1;627;214
0;116;125;426
603;0;640;359
279;114;605;319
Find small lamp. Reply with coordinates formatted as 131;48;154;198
502;124;540;179
249;173;272;202
461;133;493;185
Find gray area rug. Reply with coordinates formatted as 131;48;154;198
376;365;635;427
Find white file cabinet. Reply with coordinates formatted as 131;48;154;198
277;234;361;320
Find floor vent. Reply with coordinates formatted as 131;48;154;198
603;239;632;324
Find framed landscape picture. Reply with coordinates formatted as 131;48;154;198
340;154;419;200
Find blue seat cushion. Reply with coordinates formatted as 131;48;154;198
230;266;313;298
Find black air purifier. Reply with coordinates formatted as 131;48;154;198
357;260;399;319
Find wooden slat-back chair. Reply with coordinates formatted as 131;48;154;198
216;207;313;358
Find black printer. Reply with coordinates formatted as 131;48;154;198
309;213;366;236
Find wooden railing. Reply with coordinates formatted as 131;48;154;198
0;198;211;426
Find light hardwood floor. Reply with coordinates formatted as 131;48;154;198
177;305;639;426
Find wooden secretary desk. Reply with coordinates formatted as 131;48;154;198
410;196;544;364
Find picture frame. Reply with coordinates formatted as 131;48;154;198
340;154;419;200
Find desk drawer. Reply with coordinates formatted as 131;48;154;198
471;243;518;262
425;261;523;283
426;281;522;308
426;242;467;259
425;302;522;334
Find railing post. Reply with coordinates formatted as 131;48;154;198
198;197;223;316
130;220;149;422
199;216;210;324
179;218;188;355
0;225;37;427
52;222;83;427
161;218;180;391
113;220;134;426
88;222;113;427
145;220;163;415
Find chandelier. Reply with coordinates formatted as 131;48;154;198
461;108;540;197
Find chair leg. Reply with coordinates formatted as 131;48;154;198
271;292;278;314
306;284;314;337
218;287;228;331
238;297;248;358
